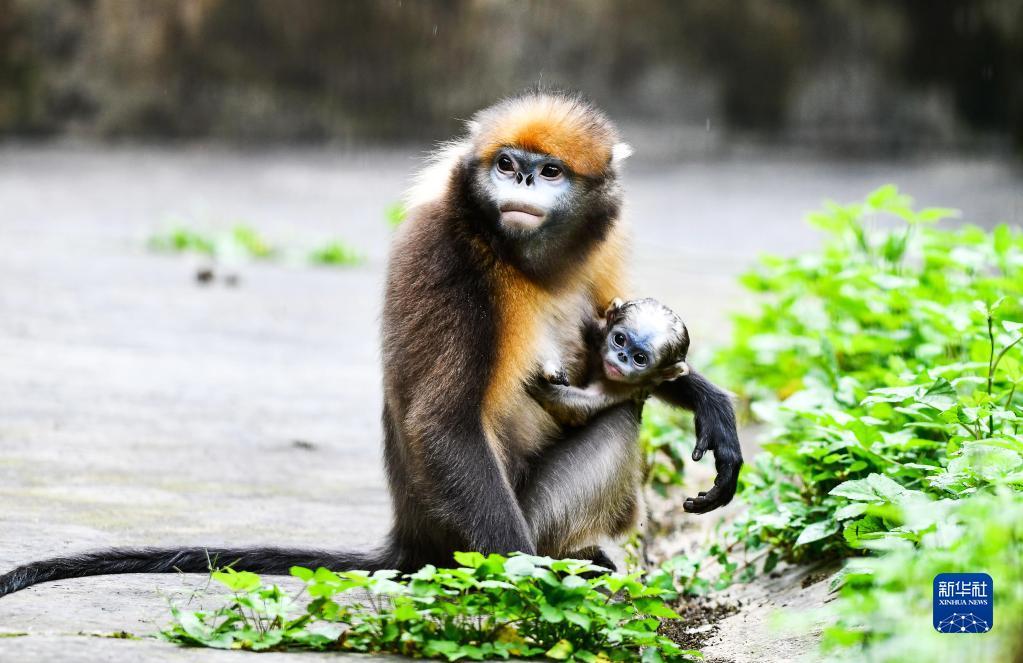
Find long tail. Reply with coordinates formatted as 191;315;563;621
0;545;398;598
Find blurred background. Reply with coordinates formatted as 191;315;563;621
3;0;1022;296
2;0;1023;152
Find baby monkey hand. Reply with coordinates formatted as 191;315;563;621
541;360;571;386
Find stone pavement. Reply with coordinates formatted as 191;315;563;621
0;146;1019;661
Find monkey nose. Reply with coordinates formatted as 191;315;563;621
617;352;628;362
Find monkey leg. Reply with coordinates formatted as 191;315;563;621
518;402;643;558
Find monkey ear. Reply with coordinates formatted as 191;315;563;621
604;297;624;322
612;143;634;167
661;361;690;381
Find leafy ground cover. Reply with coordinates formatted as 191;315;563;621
162;553;698;662
714;186;1022;556
687;186;1023;660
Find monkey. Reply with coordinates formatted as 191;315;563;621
530;297;691;428
0;90;741;597
531;297;689;424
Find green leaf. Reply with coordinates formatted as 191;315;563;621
948;443;1023;481
795;519;839;546
564;610;592;630
830;473;911;504
453;551;486;569
915;207;959;224
211;568;261;593
993;223;1012;256
502;555;536;578
1002;321;1023;335
918;378;957;410
866;184;899;209
545;639;574;660
829;478;878;501
539;603;564;623
634;598;680;619
842;515;889;548
290;566;313;581
834;502;869;521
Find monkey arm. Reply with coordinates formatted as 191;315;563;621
407;396;537;556
527;379;629;427
654;368;742;513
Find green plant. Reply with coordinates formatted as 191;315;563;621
230;226;275;259
162;553;699;661
705;186;1023;563
386;202;408;228
822;490;1023;662
307;240;364;267
148;224;278;261
147;227;216;256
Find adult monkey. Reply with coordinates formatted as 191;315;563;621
0;91;740;596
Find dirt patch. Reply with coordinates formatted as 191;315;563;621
641;471;841;662
800;569;831;589
660;596;740;651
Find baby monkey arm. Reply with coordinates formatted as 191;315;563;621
528;374;634;427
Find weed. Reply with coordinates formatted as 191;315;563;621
162;554;698;661
385;202;407;228
636;186;1023;659
307;241;364;267
147;224;277;262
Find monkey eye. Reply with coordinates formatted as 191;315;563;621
633;352;648;367
540;164;563;179
496;154;515;174
612;332;626;347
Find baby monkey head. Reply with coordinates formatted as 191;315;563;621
602;298;690;385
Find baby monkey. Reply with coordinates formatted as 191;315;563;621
531;298;690;427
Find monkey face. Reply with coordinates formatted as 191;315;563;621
603;300;690;385
487;148;574;233
455;92;629;282
603;324;662;384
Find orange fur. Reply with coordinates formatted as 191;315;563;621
481;220;631;450
587;221;632;310
472;93;620;177
481;262;551;447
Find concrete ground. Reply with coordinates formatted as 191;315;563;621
0;145;1020;661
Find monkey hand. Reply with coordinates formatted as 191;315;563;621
682;411;742;514
526;374;559;401
541;361;571;386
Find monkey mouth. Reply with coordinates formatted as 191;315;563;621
499;202;547;231
603;360;624;379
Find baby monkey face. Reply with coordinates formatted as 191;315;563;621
603;325;660;383
602;298;690;385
